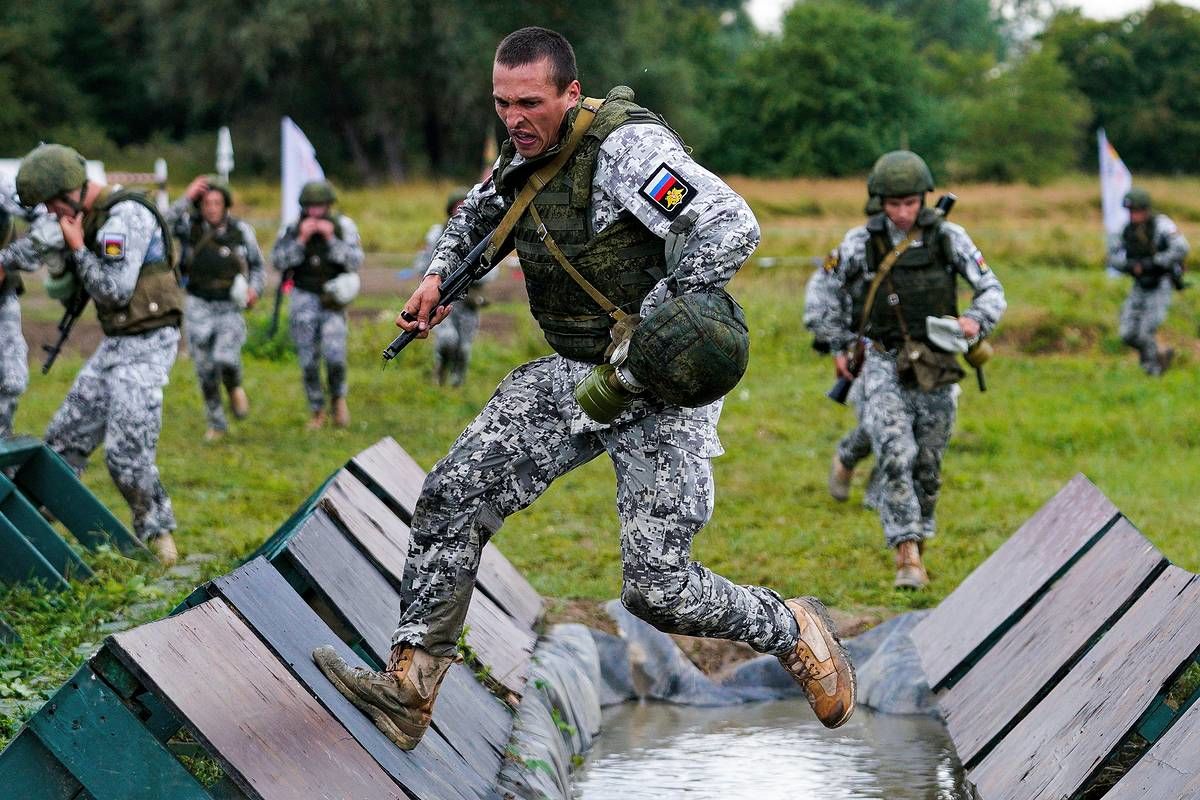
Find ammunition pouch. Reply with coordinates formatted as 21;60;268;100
895;338;964;392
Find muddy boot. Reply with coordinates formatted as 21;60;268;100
894;540;929;590
1158;347;1175;375
306;410;327;431
313;644;453;750
779;597;856;728
229;387;250;419
149;533;179;567
332;397;350;428
828;455;853;502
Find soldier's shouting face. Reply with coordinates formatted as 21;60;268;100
493;57;581;158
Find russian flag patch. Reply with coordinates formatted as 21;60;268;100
639;163;696;219
102;233;126;260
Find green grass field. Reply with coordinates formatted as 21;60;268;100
2;175;1199;742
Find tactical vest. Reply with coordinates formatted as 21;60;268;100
185;216;248;300
85;188;183;336
864;211;957;351
1122;218;1164;288
290;215;347;294
493;87;671;363
0;210;21;296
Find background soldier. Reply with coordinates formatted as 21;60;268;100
313;26;855;751
413;188;491;386
16;144;184;565
812;151;1006;590
270;180;363;429
0;175;41;437
1107;187;1189;376
168;175;265;440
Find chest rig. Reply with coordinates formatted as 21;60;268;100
864;210;956;351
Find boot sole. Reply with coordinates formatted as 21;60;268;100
796;596;857;729
312;649;424;750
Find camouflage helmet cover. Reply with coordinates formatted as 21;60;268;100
1123;187;1152;210
446;186;470;215
626;291;750;407
15;143;88;208
299;179;337;206
866;150;934;199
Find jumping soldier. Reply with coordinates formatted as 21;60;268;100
313;26;856;750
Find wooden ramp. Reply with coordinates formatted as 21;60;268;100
912;474;1200;799
0;437;545;799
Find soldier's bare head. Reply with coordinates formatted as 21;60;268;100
493;27;581;158
883;195;922;233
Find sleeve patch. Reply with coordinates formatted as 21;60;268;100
102;233;126;260
823;248;840;272
972;248;989;272
639;163;696;220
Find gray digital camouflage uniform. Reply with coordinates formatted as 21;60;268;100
43;198;179;543
394;122;805;660
270;216;363;411
168;197;266;430
1107;214;1189;375
0;178;37;437
414;222;487;387
812;215;1005;548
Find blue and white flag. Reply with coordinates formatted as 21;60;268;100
1098;128;1132;237
281;117;325;226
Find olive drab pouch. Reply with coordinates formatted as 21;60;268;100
895;337;965;392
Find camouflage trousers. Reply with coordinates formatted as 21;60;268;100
859;351;957;548
391;355;800;659
289;288;348;412
1119;280;1172;374
184;295;246;431
45;326;179;542
0;293;28;438
836;377;872;470
432;303;480;387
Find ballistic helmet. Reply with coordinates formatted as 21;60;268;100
1123;187;1152;211
15;144;88;208
299;180;337;206
866;150;934;199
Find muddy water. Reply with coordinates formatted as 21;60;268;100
573;699;973;800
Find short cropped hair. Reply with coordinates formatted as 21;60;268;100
495;27;578;93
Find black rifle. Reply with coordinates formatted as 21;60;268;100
267;268;293;338
828;192;957;404
42;287;90;374
382;230;509;362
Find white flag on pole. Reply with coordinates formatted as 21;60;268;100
281;117;325;226
1098;128;1132;237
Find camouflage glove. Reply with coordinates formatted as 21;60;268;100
45;271;79;301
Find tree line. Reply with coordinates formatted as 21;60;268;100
1;1;1196;184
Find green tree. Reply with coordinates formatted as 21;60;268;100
860;0;1002;56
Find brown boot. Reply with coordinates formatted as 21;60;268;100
828;455;853;502
306;410;327;431
332;397;350;428
149;533;179;567
894;540;929;590
779;597;856;728
229;386;250;419
313;644;453;750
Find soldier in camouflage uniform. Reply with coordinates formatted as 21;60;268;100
16;144;184;565
314;26;855;751
413;188;491;387
1107;187;1189;376
271;180;363;428
0;174;39;437
168;176;265;439
811;151;1006;589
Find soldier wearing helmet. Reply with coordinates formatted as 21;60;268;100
15;143;184;565
1106;187;1189;375
167;176;266;440
312;26;856;753
810;150;1006;590
270;179;363;429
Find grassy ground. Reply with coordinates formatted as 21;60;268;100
2;174;1199;743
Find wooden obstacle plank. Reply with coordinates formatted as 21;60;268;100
477;545;543;632
347;436;427;524
1107;696;1200;799
0;729;85;800
0;473;92;582
0;514;70;589
108;599;411;800
969;566;1200;800
912;474;1119;690
283;508;534;699
319;470;411;585
25;664;210;800
942;519;1167;767
204;558;490;800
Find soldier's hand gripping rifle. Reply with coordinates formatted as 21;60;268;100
42;284;89;374
267;268;293;338
382;230;510;362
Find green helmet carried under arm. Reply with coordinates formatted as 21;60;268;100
299;180;337;206
15;144;88;208
866;150;934;199
1123;187;1152;210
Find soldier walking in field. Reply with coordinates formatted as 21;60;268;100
270;180;363;429
168;176;265;440
16;144;184;565
313;26;855;750
1107;187;1189;376
810;151;1006;589
0;175;47;438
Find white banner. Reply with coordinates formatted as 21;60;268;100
280;117;325;226
1098;128;1132;237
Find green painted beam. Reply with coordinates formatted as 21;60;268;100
0;472;92;582
0;513;70;590
0;730;83;800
